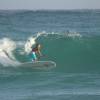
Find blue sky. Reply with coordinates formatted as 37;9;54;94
0;0;100;10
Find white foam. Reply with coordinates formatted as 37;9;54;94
24;31;46;54
35;31;82;38
0;38;20;67
24;37;36;54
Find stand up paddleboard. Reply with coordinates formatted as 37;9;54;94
18;61;56;68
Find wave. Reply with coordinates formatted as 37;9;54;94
0;32;46;67
32;31;100;72
0;31;100;72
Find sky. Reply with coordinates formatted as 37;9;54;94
0;0;100;10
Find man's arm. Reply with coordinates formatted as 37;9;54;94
38;50;42;56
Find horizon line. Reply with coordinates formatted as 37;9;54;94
0;8;100;11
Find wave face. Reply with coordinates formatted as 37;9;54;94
0;32;100;72
34;32;100;72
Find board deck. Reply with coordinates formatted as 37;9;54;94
18;61;56;68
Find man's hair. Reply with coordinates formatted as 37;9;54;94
35;43;41;48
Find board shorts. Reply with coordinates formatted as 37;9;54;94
31;52;37;61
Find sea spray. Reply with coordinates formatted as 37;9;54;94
24;37;36;54
24;32;46;54
0;38;20;66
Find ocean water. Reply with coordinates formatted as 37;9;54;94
0;10;100;100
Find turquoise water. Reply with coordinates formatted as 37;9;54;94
0;10;100;100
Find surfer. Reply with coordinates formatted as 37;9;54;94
31;43;42;61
